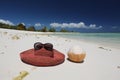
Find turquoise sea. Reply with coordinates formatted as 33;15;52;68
52;33;120;49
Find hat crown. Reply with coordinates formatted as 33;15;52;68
34;48;54;57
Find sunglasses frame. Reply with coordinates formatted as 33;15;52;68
34;42;53;51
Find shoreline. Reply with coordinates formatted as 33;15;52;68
0;28;118;51
0;28;119;50
0;28;120;80
51;32;120;50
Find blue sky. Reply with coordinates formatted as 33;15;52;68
0;0;120;32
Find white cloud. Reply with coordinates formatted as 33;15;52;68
21;22;25;26
16;23;25;26
50;22;102;29
88;24;102;29
34;23;41;27
0;19;14;25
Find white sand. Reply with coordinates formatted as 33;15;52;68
0;28;120;80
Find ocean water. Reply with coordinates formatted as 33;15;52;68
52;33;120;49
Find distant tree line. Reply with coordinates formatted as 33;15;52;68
0;23;72;32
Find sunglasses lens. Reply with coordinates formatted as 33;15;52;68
34;42;43;50
44;43;53;51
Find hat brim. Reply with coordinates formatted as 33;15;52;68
20;49;65;67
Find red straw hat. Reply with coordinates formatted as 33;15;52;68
20;42;65;66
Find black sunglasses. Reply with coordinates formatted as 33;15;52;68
34;42;53;51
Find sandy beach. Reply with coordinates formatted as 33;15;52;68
0;28;120;80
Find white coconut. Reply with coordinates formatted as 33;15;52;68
68;45;86;62
68;45;86;54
